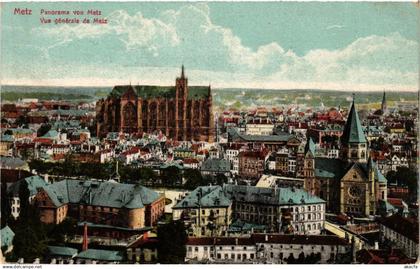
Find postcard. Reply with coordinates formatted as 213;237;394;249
0;1;418;266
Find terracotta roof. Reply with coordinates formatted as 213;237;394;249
357;249;416;264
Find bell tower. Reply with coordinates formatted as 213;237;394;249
341;95;368;163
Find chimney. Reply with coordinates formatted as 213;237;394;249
374;241;379;250
235;238;238;245
265;234;268;242
82;222;89;251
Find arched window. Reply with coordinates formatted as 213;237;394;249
123;102;137;133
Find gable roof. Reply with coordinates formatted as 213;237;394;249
40;179;160;209
47;246;78;257
110;85;210;100
0;226;15;248
8;175;49;197
76;249;123;261
314;158;346;179
379;215;419;243
223;184;325;205
341;100;367;144
304;137;316;157
173;186;232;209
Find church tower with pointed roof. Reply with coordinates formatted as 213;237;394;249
381;90;388;115
340;96;368;163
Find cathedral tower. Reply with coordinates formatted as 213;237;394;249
381;90;388;115
341;96;368;163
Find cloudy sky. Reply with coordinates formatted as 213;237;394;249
1;2;418;91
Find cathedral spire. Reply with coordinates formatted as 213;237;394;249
341;95;366;145
381;90;387;114
181;64;185;78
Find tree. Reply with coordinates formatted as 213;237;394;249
37;123;51;137
386;166;417;201
18;180;30;219
49;217;77;245
1;183;11;228
10;222;47;263
215;174;228;186
161;166;182;187
183;169;204;190
157;220;188;263
15;116;28;127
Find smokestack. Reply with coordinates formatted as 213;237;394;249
82;222;89;251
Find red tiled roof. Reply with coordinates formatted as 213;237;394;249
357;249;416;264
387;198;404;207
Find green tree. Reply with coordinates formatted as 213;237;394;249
183;169;204;190
1;183;11;228
49;217;77;245
157;220;187;263
37;123;51;137
161;166;182;187
10;222;47;263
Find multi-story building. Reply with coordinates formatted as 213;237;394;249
224;184;325;234
379;214;418;259
185;234;349;264
7;175;49;219
303;98;388;216
34;179;165;238
173;186;232;237
245;118;274;136
186;237;256;263
96;66;214;142
238;149;269;179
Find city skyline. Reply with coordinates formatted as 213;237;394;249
1;2;419;91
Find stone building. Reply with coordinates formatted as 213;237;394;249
34;179;165;232
96;66;215;142
379;214;418;259
185;234;349;264
174;184;326;236
303;98;388;216
238;149;270;179
172;186;232;237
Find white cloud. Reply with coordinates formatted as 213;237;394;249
18;4;420;91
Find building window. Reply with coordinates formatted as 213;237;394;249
224;254;228;259
188;247;192;252
204;247;208;251
243;247;247;250
250;254;254;259
217;254;221;259
194;247;198;252
231;254;235;260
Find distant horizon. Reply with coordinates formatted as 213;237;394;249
1;83;418;93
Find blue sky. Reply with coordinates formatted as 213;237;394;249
1;2;418;91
